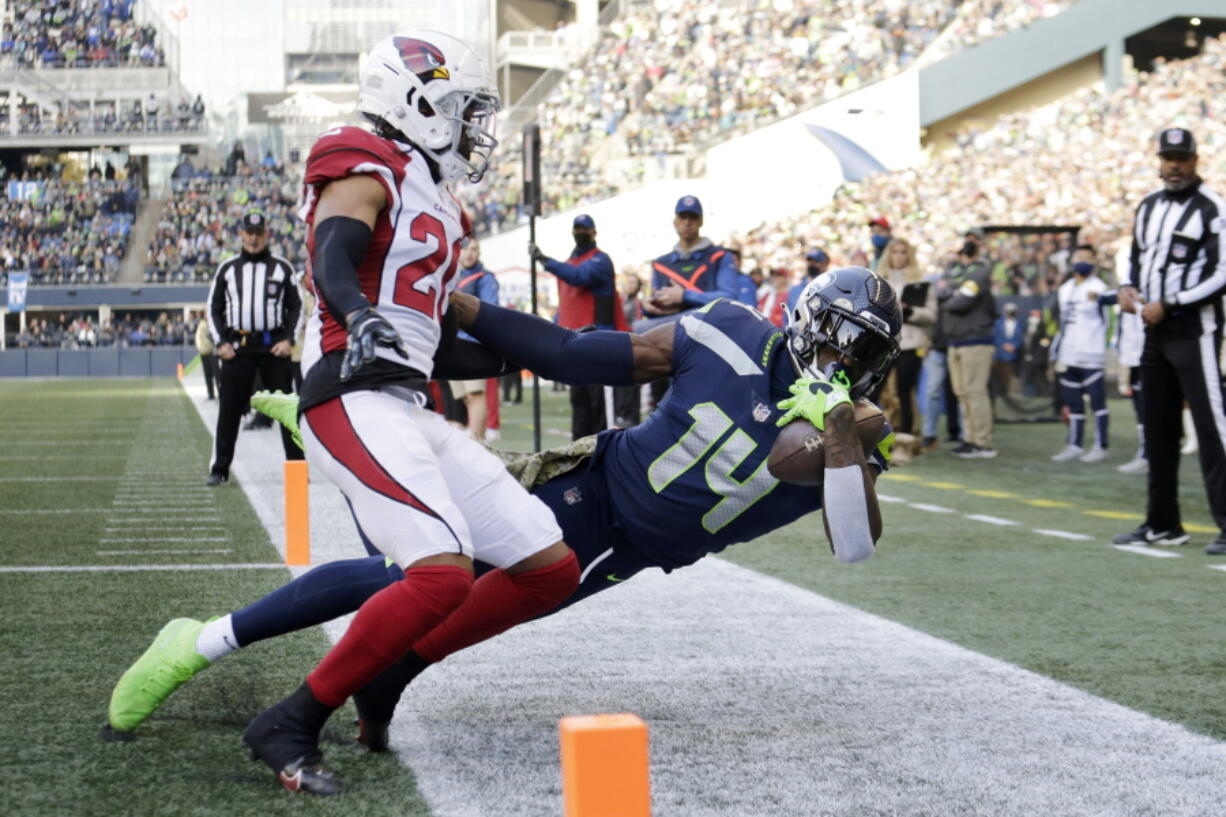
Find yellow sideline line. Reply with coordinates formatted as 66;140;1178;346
878;474;1218;533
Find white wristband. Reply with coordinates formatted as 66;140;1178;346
822;465;875;563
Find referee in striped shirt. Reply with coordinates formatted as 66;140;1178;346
1115;128;1226;554
205;211;304;486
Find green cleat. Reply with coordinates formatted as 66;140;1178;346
251;390;303;451
107;618;212;733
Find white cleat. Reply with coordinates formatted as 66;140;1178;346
1117;456;1148;474
1079;446;1108;463
1050;445;1084;462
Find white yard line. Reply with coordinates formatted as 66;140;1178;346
95;548;234;556
96;534;230;539
966;513;1021;526
1032;528;1096;542
0;508;113;514
1113;545;1183;559
0;563;285;573
909;502;956;513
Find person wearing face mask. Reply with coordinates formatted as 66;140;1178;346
1114;128;1226;554
1049;244;1110;463
938;239;997;458
530;214;628;438
868;216;891;269
786;248;830;314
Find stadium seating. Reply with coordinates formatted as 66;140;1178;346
0;176;136;286
11;311;192;348
145;163;306;284
0;0;165;69
731;33;1226;287
460;0;1075;236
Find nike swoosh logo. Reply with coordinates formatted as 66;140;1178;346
223;635;237;649
606;573;626;582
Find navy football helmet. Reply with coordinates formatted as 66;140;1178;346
786;266;902;398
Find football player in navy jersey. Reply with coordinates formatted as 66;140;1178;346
107;267;901;773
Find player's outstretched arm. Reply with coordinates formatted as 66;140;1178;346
820;402;882;563
451;291;673;385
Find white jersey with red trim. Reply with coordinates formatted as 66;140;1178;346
299;126;472;380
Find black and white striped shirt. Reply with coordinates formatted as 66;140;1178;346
207;250;301;346
1129;179;1226;336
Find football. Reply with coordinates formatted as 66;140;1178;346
767;400;886;486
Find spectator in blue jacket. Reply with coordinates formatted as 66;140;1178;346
643;195;740;317
786;248;830;314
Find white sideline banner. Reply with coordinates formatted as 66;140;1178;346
480;70;921;291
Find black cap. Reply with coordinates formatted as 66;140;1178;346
1157;128;1196;156
239;211;267;232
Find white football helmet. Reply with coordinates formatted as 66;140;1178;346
358;29;500;183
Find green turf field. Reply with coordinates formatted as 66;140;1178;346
4;378;1225;817
722;404;1226;740
1;380;432;817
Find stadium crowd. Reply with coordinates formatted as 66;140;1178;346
461;0;1077;236
10;310;192;348
0;0;165;69
729;34;1226;291
0;174;136;285
145;158;305;284
9;94;207;136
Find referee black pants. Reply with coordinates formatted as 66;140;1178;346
211;349;303;477
1139;332;1226;535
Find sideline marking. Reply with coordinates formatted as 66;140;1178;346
98;537;229;544
1024;499;1076;509
1033;529;1095;541
876;494;907;504
968;489;1019;499
966;514;1020;526
96;548;234;556
0;508;112;514
923;481;966;490
0;476;125;482
910;503;956;514
1084;510;1143;521
104;526;225;533
1208;565;1226;573
0;564;285;574
1114;545;1182;559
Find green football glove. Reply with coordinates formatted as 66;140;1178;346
775;371;853;430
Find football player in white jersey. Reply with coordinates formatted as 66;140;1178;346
240;30;578;794
1050;244;1111;463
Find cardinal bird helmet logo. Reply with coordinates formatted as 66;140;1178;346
393;36;450;81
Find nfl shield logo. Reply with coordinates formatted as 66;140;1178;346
267;282;280;295
1172;244;1188;260
563;487;582;505
752;402;772;423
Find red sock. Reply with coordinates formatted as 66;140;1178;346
413;550;579;663
307;565;472;708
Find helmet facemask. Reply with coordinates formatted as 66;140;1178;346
788;295;900;399
418;88;500;183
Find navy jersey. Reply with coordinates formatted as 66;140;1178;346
593;299;888;569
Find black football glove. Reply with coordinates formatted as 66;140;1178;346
341;306;408;381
